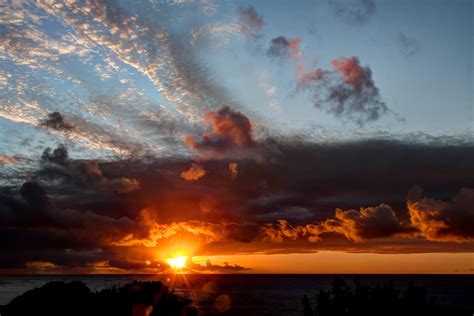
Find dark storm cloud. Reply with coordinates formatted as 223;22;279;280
20;180;49;207
329;0;376;26
39;145;140;193
297;57;390;125
0;177;144;270
40;112;73;131
100;137;474;231
1;134;474;270
0;181;50;227
0;179;138;232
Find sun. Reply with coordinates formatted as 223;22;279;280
166;256;188;270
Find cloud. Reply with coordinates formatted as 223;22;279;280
408;186;474;242
0;179;138;248
331;57;370;90
106;177;141;194
295;66;330;88
39;144;140;195
20;180;49;208
228;162;238;180
306;204;413;242
0;0;473;273
297;57;390;125
25;261;58;270
0;0;243;158
267;36;302;59
125;210;261;247
329;0;376;26
237;5;264;37
190;22;242;48
0;155;23;166
184;106;256;158
41;144;69;165
190;4;264;48
106;258;169;271
1;138;474;271
40;112;73;131
181;163;207;181
397;32;421;57
261;220;307;243
186;258;250;272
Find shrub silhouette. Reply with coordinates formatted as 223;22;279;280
0;280;197;316
304;277;471;316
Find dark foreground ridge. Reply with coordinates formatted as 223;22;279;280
0;277;472;316
0;280;197;316
302;277;471;316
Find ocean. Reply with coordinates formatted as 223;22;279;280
0;274;473;315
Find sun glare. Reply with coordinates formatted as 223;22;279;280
166;256;188;270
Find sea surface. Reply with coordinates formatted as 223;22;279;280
0;274;473;315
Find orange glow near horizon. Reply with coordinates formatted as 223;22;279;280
199;251;474;274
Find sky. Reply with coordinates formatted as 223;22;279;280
0;0;473;274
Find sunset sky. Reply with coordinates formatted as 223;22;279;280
0;0;473;274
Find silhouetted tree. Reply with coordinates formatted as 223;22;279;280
330;277;352;315
315;289;331;316
0;281;197;316
302;294;314;316
308;277;470;316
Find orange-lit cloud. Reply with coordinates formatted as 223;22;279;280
306;204;413;242
261;220;307;243
228;162;238;180
408;186;474;242
25;261;58;270
295;65;327;88
0;155;22;165
186;258;250;272
331;56;367;90
181;163;207;181
185;106;255;158
199;197;218;213
111;207;263;249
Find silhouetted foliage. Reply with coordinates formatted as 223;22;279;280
303;277;471;316
302;294;314;316
0;280;197;316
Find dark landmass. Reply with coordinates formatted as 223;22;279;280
0;277;472;315
302;276;472;316
0;280;197;316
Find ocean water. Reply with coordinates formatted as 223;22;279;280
0;274;473;315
